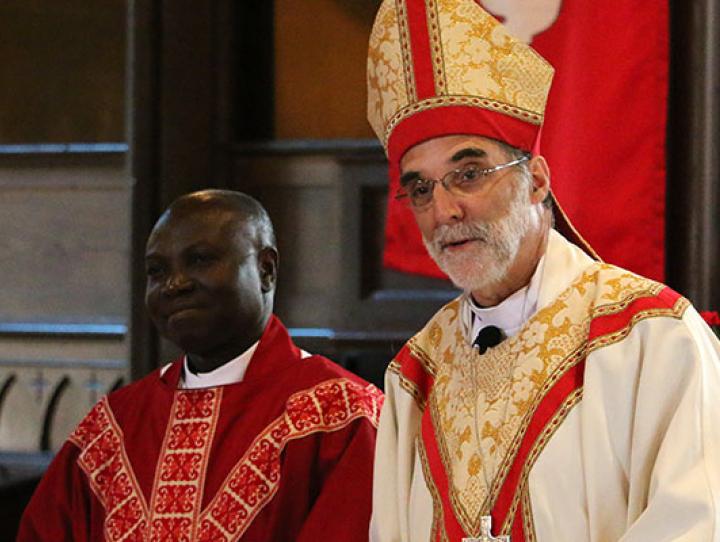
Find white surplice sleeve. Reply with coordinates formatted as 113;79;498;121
530;307;720;541
370;369;433;542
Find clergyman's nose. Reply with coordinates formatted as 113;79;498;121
431;185;463;224
163;272;194;296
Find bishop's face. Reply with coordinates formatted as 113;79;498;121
144;207;271;363
399;135;538;293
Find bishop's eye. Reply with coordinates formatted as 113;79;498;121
407;180;435;207
455;164;481;185
409;180;431;197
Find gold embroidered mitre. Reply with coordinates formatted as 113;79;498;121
367;0;554;168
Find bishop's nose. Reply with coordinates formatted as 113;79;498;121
431;184;464;225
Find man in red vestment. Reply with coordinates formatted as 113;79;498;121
18;189;383;541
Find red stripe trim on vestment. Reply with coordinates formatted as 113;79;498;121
511;502;524;540
492;359;586;537
405;0;436;99
395;344;435;405
589;286;682;341
421;405;467;540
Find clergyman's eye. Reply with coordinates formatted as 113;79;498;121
410;181;431;198
458;165;481;183
409;180;435;206
188;251;215;266
145;263;164;279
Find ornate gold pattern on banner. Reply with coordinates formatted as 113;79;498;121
368;0;412;143
413;263;687;536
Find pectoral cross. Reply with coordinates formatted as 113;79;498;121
462;516;510;542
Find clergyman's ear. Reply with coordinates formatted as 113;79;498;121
258;247;278;293
529;155;551;205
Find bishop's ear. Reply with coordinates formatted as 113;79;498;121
529;155;551;204
258;247;278;293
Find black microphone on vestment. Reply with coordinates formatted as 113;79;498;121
473;325;505;354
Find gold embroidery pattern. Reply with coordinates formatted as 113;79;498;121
70;398;149;541
195;379;383;541
148;389;222;541
389;329;443;409
419;263;685;535
368;0;411;143
437;0;552;118
368;0;553;149
425;0;447;95
521;483;537;542
388;359;428;410
396;0;416;103
407;340;440;377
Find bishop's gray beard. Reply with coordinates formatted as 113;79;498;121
423;185;533;292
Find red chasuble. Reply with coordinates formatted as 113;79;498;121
18;316;383;542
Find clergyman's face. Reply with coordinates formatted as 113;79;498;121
399;135;534;292
144;208;268;358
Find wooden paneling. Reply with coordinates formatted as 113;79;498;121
0;150;129;321
273;0;376;139
0;1;126;143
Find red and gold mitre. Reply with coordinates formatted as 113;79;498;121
367;0;554;170
367;0;599;263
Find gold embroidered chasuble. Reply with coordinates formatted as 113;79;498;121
407;262;685;539
369;232;720;542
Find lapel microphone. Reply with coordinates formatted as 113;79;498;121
473;325;505;354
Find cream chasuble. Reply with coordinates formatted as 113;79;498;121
370;230;720;542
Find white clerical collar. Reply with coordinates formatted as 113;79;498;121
463;254;546;342
180;341;259;389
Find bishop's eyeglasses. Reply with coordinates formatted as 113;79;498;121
396;156;529;209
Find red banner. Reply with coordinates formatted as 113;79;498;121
383;1;668;282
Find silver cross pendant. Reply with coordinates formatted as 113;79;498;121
462;516;510;542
